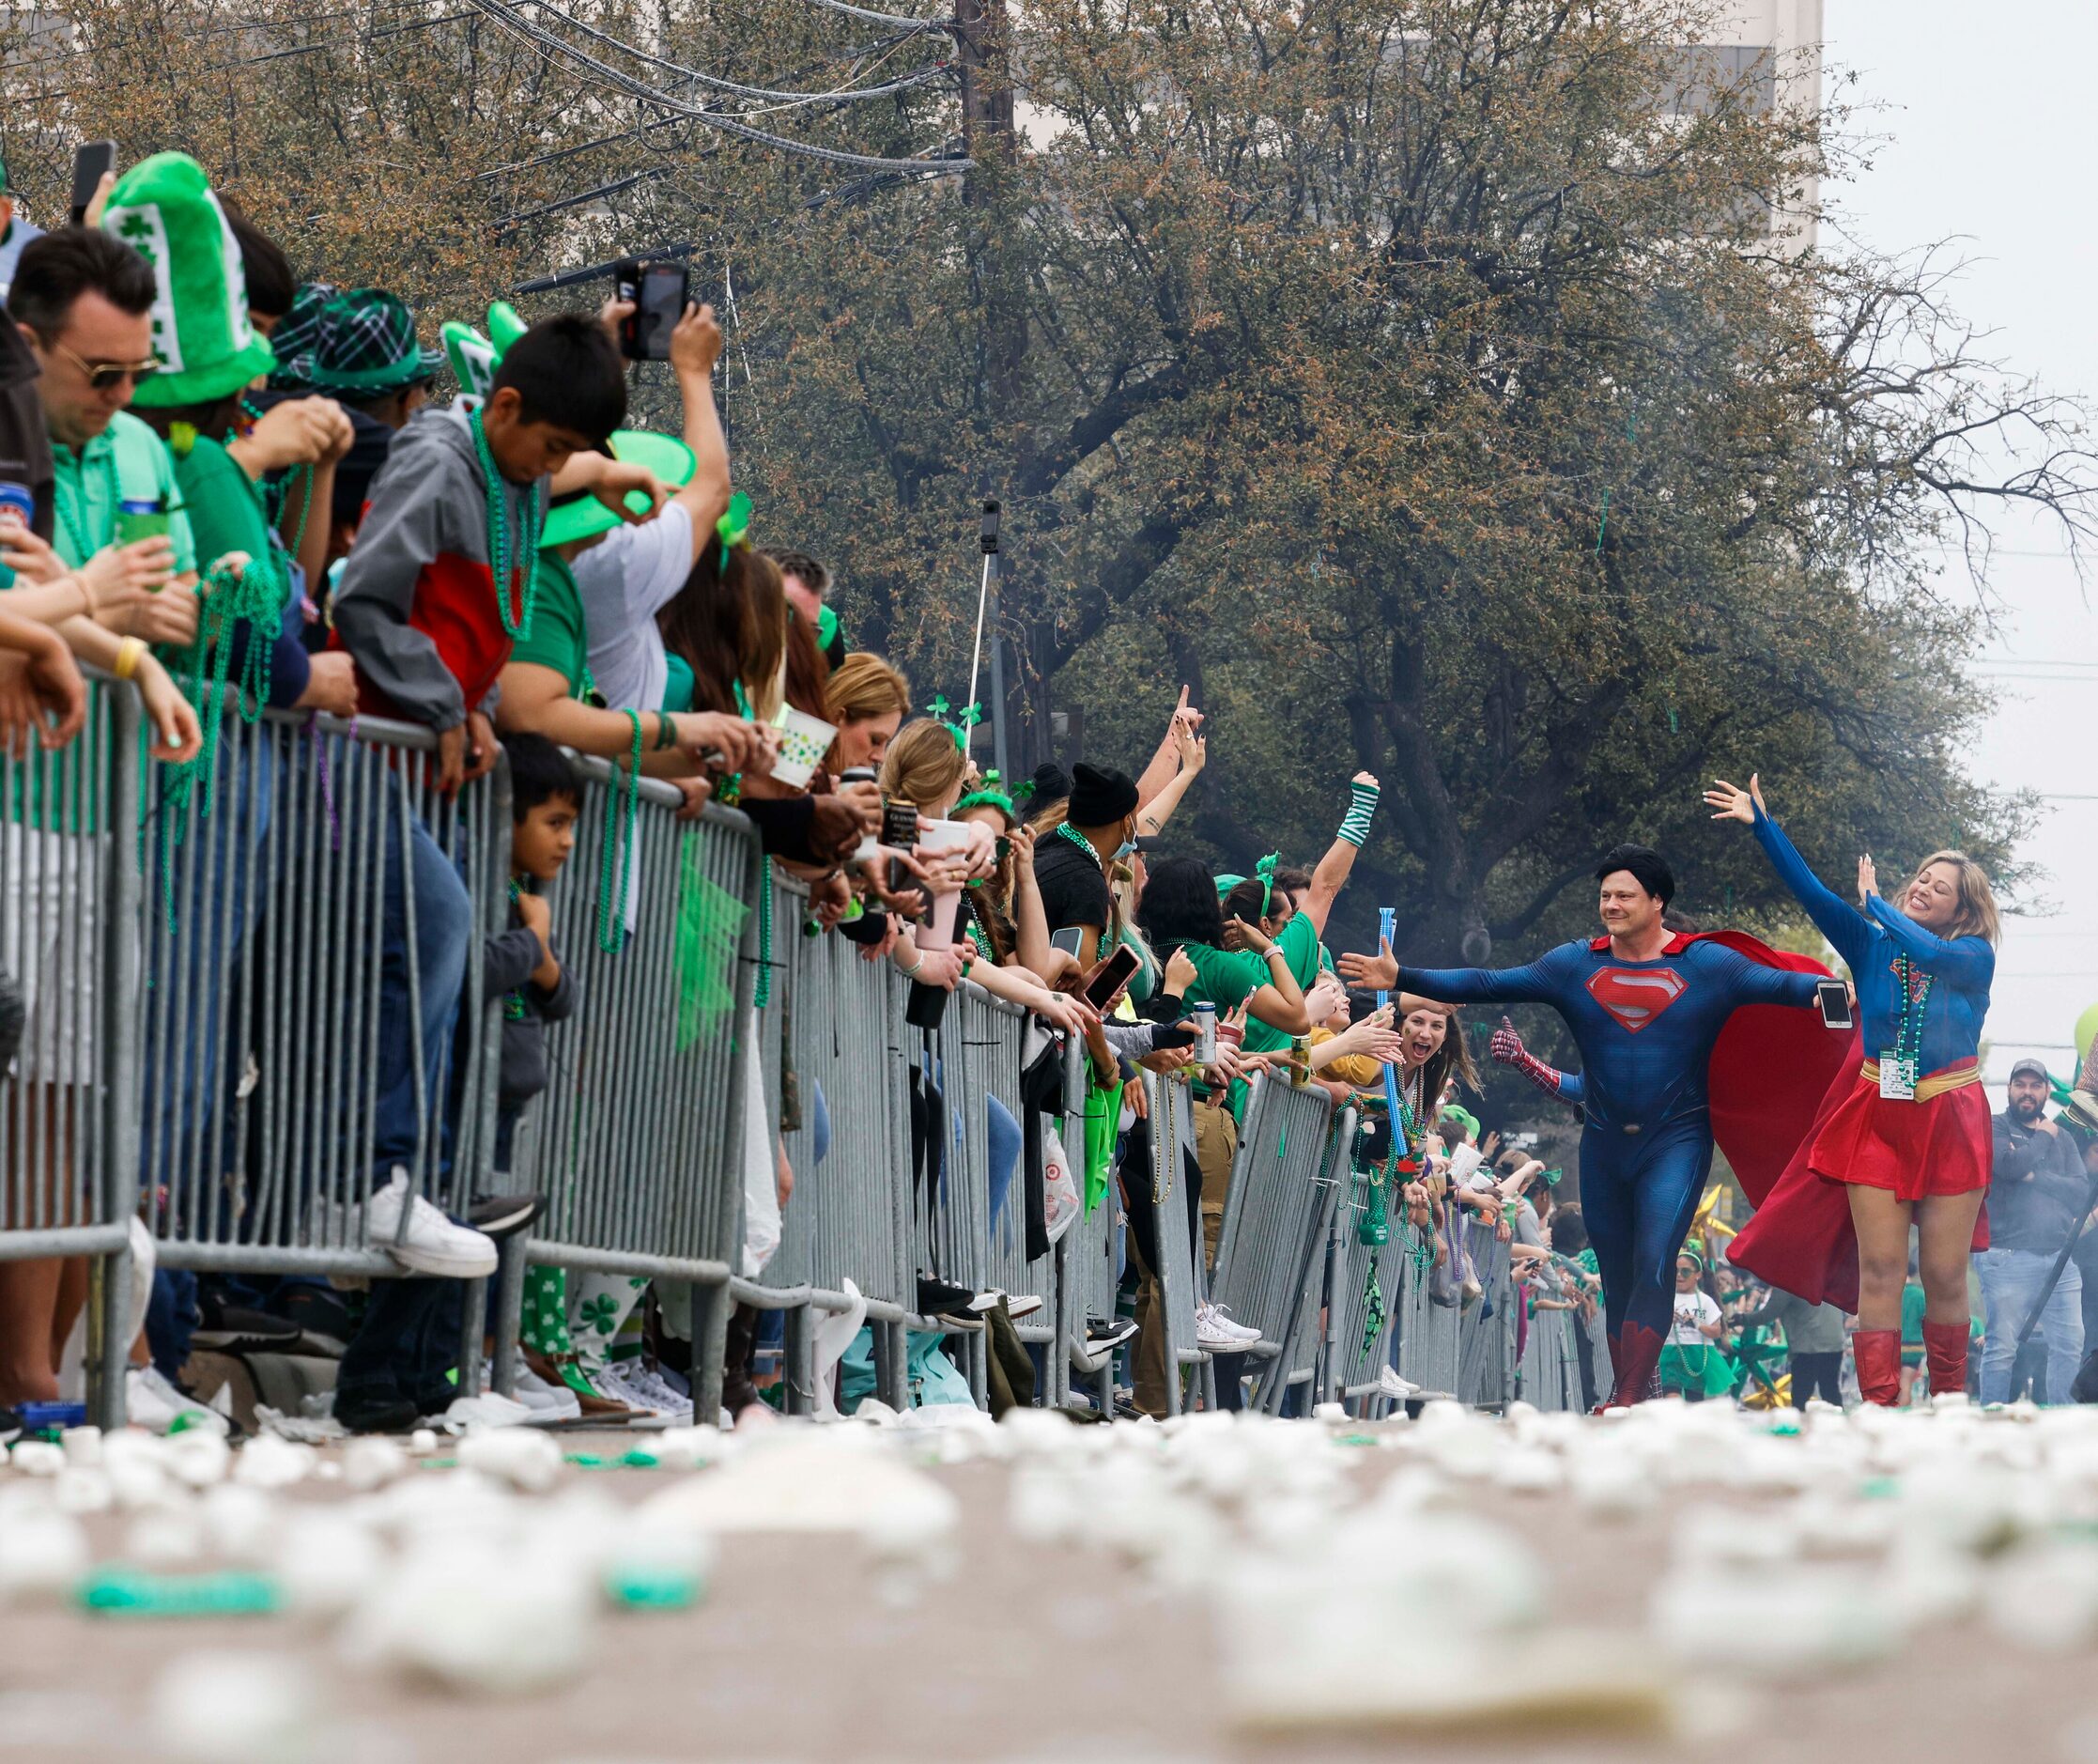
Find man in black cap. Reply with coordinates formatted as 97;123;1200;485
1031;762;1140;970
1979;1058;2090;1404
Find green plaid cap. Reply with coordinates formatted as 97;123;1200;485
266;282;338;389
282;286;442;394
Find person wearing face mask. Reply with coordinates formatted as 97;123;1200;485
1029;762;1143;970
1709;774;1998;1407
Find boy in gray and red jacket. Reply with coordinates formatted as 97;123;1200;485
327;313;649;1432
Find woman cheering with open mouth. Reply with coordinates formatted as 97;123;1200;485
1705;774;1997;1405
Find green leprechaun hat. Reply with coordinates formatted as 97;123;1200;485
540;430;697;549
102;152;275;408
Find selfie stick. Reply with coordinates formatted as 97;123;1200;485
1375;905;1403;1128
964;501;1010;782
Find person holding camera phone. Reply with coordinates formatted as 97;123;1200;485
1707;773;1998;1405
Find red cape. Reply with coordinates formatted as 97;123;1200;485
1660;930;1989;1310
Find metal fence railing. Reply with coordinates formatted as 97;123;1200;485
1;673;1596;1426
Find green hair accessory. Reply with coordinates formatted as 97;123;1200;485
716;491;751;566
1678;1245;1706;1273
1542;1167;1564;1187
953;789;1015;822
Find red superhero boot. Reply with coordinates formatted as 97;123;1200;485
1921;1319;1968;1400
1601;1322;1664;1409
1852;1328;1902;1405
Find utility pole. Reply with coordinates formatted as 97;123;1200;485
954;0;1040;773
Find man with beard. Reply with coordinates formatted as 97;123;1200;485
1980;1059;2090;1404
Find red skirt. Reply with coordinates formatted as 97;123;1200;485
1806;1068;1992;1199
1729;1062;1990;1313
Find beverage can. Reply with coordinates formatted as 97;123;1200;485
1192;1001;1216;1063
116;498;169;549
0;480;34;530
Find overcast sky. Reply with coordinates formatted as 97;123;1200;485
1823;3;2098;1096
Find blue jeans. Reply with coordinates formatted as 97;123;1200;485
373;780;473;1176
142;737;272;1197
337;1275;464;1406
1978;1246;2084;1405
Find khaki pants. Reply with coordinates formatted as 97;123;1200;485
1134;1097;1240;1416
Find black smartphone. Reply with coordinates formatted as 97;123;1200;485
1084;943;1141;1010
612;257;688;362
1815;978;1853;1030
1050;926;1086;961
70;141;116;224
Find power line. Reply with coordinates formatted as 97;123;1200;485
516;0;950;107
462;0;970;173
788;0;949;32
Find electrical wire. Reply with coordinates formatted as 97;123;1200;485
516;0;950;106
787;0;946;32
463;0;970;172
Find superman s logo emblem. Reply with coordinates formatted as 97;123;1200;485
1587;967;1687;1032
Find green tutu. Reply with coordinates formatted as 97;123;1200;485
1659;1341;1738;1398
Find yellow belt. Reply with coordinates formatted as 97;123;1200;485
1858;1059;1982;1104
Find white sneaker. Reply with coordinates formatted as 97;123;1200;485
598;1361;692;1420
126;1366;228;1435
496;1361;581;1422
1196;1308;1256;1353
363;1168;498;1277
1196;1302;1261;1346
970;1290;1044;1322
1378;1365;1422;1400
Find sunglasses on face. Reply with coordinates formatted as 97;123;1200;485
49;340;160;392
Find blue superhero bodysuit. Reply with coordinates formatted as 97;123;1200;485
1400;936;1820;1402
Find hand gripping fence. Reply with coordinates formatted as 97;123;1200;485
0;680;1586;1425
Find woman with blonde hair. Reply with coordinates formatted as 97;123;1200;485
1707;773;1998;1404
824;653;910;775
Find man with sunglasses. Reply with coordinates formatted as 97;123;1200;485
6;227;201;654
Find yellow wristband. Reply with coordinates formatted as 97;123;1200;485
115;637;147;681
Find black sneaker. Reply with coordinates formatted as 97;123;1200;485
0;1404;21;1446
469;1193;543;1239
274;1286;357;1358
333;1385;420;1434
917;1275;978;1325
1086;1318;1139;1355
191;1297;302;1354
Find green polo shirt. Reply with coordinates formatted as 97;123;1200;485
510;549;590;695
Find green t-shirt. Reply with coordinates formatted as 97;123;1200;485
509;549;590;694
1901;1280;1927;1345
1242;912;1320;1059
170;434;270;580
1177;940;1269;1012
3;413;197;832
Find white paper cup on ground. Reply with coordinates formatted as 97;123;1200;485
767;706;837;789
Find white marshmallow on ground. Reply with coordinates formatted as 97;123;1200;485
0;1505;89;1601
343;1537;599;1694
162;1429;232;1490
58;1426;102;1468
9;1440;63;1477
645;1424;728;1472
151;1651;320;1764
233;1434;315;1490
274;1510;390;1617
456;1425;564;1493
1312;1401;1348;1425
638;1429;959;1556
408;1429;439;1455
1982;1537;2098;1651
52;1466;113;1515
199;1483;284;1565
341;1435;408;1492
1566;1447;1648;1520
1651;1562;1903;1676
128;1507;208;1568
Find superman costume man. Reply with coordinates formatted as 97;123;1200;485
1342;844;1847;1406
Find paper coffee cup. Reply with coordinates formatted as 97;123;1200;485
913;817;974;950
767;705;838;790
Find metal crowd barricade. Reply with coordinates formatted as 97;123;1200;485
1060;1036;1118;1412
1138;1072;1209;1414
1325;1156;1419;1409
1390;1222;1462;1405
1517;1306;1582;1412
501;760;761;1418
1209;1075;1344;1414
1268;1104;1350;1416
1456;1219;1517;1408
955;988;1058;1367
1;674;140;1427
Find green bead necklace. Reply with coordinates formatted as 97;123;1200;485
468;408;543;640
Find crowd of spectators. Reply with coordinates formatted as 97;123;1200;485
8;147;2098;1437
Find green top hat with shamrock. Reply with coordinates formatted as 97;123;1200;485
441;299;529;404
540;430;697;549
101;151;275;408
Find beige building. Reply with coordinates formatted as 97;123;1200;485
1675;0;1825;248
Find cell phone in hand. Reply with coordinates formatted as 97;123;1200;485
70;141;116;224
611;257;689;362
1149;1025;1196;1053
1083;943;1141;1010
1815;978;1853;1030
1050;926;1086;961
